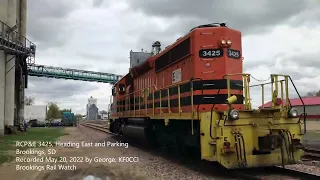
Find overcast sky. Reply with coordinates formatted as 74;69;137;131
25;0;320;114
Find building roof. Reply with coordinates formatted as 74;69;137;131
260;96;320;108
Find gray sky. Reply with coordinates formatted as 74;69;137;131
25;0;320;114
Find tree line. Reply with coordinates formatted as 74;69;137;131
305;90;320;97
24;96;83;120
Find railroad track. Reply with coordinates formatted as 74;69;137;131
233;166;320;180
303;147;320;161
80;121;320;180
80;122;111;133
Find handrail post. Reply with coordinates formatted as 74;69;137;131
285;76;289;108
271;74;279;108
280;80;284;109
246;75;252;110
129;93;131;116
178;85;181;115
261;84;264;109
168;88;171;115
133;93;135;117
243;75;247;110
139;91;141;116
190;79;194;135
160;90;162;115
152;88;155;116
145;89;147;115
271;75;274;108
275;75;279;104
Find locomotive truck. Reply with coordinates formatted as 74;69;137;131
108;23;306;169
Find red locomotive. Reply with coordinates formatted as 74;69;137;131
110;23;244;118
108;23;306;169
108;22;245;153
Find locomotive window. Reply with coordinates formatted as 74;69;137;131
227;49;241;59
119;84;125;94
199;49;223;58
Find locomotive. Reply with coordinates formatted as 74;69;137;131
108;23;306;169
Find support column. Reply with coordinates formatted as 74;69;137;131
19;0;27;124
20;0;27;39
0;0;9;135
5;0;17;126
19;75;25;123
0;53;5;136
5;57;15;126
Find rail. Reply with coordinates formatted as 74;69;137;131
233;166;320;180
303;147;320;161
81;122;111;133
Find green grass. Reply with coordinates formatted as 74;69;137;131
0;127;66;165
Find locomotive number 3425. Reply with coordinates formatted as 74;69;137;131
199;49;223;58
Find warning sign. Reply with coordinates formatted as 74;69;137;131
172;69;181;83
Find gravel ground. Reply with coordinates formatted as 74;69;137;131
79;120;320;180
0;125;237;180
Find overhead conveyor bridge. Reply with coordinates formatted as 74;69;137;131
27;64;122;84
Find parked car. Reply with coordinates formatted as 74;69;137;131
50;120;61;127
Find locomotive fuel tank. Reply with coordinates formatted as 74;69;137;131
121;125;147;140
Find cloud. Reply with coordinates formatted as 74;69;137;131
27;0;79;48
92;0;104;8
25;0;320;114
126;0;316;35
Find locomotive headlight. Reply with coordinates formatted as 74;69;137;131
229;109;239;120
227;40;232;45
221;39;226;45
288;108;299;118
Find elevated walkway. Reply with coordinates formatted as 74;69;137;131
0;20;36;87
27;64;122;84
0;20;35;61
1;20;122;84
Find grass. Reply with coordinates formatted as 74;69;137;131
0;127;66;165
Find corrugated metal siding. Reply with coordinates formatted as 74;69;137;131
294;105;319;115
294;105;320;121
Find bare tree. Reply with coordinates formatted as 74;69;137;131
24;96;35;105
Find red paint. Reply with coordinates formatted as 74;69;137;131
111;26;245;117
306;115;320;119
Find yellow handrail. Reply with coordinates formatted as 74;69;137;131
168;88;171;114
225;73;291;111
111;74;293;117
113;79;202;117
